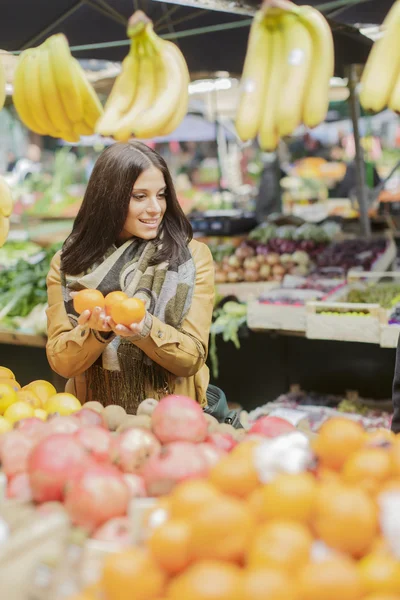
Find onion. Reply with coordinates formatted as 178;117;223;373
244;269;259;282
266;253;280;266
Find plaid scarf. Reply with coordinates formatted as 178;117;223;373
61;238;195;413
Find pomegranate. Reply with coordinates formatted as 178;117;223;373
74;427;112;463
92;517;131;547
64;464;129;533
151;395;208;443
110;428;161;474
206;432;237;453
198;442;225;468
15;418;47;442
74;408;106;429
142;441;209;496
45;415;80;435
0;430;34;477
249;416;296;438
27;433;90;502
7;472;33;502
123;473;146;498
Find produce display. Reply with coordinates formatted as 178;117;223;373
210;301;247;378
346;284;400;309
360;0;400;113
315;238;388;274
236;0;333;149
13;34;102;142
0;243;60;334
214;223;331;284
69;416;400;600
0;176;14;248
96;10;189;141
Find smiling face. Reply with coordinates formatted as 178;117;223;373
120;166;167;241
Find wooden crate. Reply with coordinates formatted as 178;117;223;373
306;301;382;344
380;324;400;348
217;281;279;302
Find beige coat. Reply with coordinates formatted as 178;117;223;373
46;239;215;407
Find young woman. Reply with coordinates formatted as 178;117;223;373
46;142;215;413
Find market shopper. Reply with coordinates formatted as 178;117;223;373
392;344;400;432
46;142;215;413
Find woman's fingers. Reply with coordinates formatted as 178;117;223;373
78;310;91;325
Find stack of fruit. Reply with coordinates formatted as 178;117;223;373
316;238;389;275
0;176;13;248
72;418;400;600
96;10;190;141
236;0;334;150
13;34;102;142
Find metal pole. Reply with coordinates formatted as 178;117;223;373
347;64;371;238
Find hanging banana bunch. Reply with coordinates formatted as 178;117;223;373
13;34;103;142
235;0;334;151
360;0;400;113
96;10;190;140
0;176;14;248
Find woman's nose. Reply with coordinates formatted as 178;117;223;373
147;198;162;214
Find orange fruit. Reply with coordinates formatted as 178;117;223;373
111;297;146;326
24;380;56;405
247;520;312;573
73;289;105;314
247;487;266;522
313;418;365;470
342;447;392;494
0;366;15;379
104;291;128;316
209;453;260;498
45;393;81;415
4;401;35;424
313;482;378;557
366;429;395;447
148;519;191;574
0;381;18;414
390;440;400;476
242;567;299;600
258;473;317;524
16;389;42;409
231;439;260;459
358;553;400;595
297;556;363;600
167;560;243;600
169;480;221;520
363;595;400;600
102;548;166;600
190;495;254;563
0;378;21;391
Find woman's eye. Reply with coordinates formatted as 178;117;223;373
132;194;145;200
158;192;166;199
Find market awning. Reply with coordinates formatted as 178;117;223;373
0;0;373;76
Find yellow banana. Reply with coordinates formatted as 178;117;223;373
24;49;59;137
72;121;93;137
132;31;189;139
0;54;5;111
360;0;400;112
156;79;189;138
235;11;271;142
276;14;313;137
47;34;83;123
0;215;9;248
0;176;13;218
300;5;334;128
96;40;140;136
258;26;283;152
38;44;75;140
71;58;103;129
13;51;46;135
114;35;157;142
389;73;400;113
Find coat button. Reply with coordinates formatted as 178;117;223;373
157;330;163;339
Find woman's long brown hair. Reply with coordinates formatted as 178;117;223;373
61;141;193;275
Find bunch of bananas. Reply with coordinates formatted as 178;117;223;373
0;176;13;248
13;34;103;142
360;0;400;113
96;11;190;141
235;1;334;151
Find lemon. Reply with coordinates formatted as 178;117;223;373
45;393;81;416
0;366;15;380
0;381;18;415
24;380;56;405
34;408;47;421
17;389;42;409
0;415;12;433
4;401;35;424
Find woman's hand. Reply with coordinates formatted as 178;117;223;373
106;316;146;338
70;292;111;332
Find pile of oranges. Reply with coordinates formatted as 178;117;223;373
71;418;400;600
0;366;82;429
73;289;145;326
